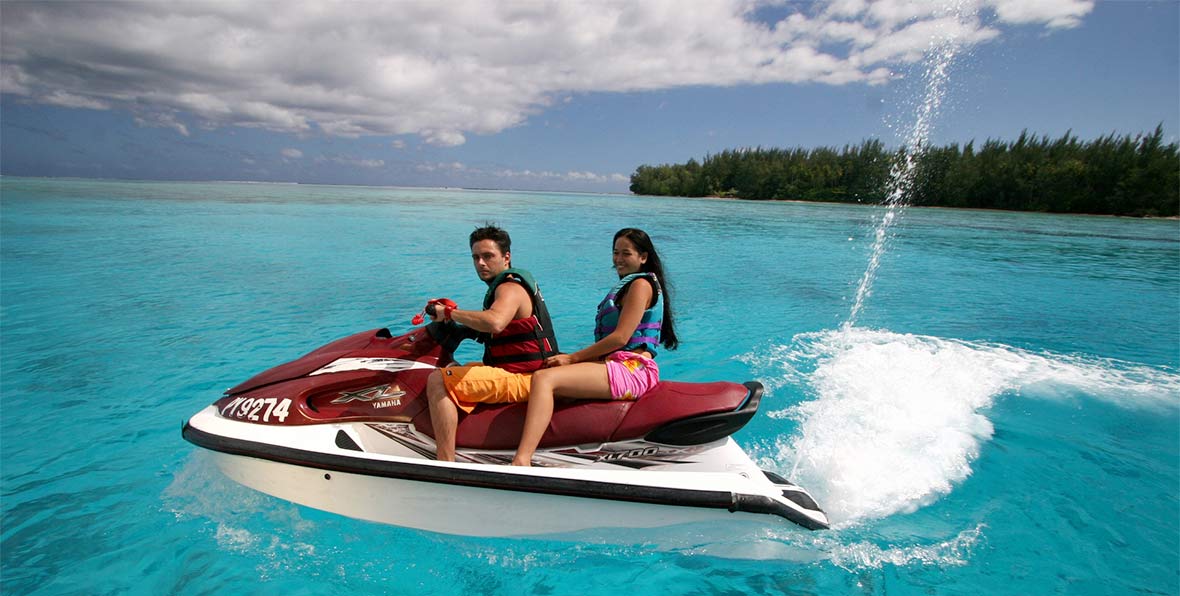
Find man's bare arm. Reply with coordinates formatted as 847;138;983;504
448;282;530;334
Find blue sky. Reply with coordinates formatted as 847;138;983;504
1;0;1176;193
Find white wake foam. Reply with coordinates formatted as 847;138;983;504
744;327;1180;526
826;524;985;570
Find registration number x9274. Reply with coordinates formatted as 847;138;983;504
220;396;292;423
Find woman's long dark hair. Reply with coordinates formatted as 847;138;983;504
615;228;679;351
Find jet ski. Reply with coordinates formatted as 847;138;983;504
181;320;829;537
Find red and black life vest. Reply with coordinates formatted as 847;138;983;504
479;268;559;373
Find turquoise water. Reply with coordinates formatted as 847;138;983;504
2;177;1177;595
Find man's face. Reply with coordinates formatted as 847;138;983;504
470;239;510;282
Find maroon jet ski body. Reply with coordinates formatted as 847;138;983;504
182;321;828;536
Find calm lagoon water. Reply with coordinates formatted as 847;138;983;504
2;177;1177;595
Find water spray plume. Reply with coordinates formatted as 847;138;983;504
845;3;972;329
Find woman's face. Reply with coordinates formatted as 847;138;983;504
613;236;648;277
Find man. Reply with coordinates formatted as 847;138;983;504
424;225;559;461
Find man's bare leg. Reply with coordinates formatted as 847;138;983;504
426;370;458;461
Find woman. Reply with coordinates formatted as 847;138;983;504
512;228;678;466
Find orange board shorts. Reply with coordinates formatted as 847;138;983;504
440;364;533;413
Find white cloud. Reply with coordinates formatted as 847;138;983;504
422;129;467;148
281;148;303;159
854;15;1000;65
415;161;466;172
316;156;386;169
42;90;109;110
134;112;190;136
0;1;1093;145
487;167;627;184
991;0;1094;29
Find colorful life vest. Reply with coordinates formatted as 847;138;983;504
594;272;662;357
478;268;559;373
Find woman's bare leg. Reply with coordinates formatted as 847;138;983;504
512;363;611;466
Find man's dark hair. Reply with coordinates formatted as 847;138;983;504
469;224;511;255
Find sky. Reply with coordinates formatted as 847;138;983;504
1;0;1176;194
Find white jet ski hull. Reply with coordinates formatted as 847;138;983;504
184;405;829;536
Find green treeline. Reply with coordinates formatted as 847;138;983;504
629;126;1179;217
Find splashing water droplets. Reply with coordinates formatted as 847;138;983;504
745;329;1180;527
846;5;971;328
743;2;1176;529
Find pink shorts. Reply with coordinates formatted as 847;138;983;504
604;351;660;400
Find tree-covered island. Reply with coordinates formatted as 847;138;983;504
629;127;1179;217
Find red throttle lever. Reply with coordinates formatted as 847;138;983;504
411;298;458;325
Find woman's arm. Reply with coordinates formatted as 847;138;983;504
554;278;653;365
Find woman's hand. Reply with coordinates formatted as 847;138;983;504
545;353;577;367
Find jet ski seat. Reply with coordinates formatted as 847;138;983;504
414;381;756;450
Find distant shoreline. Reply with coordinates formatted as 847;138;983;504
689;193;1180;220
0;174;631;198
4;174;1175;220
629;129;1179;218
